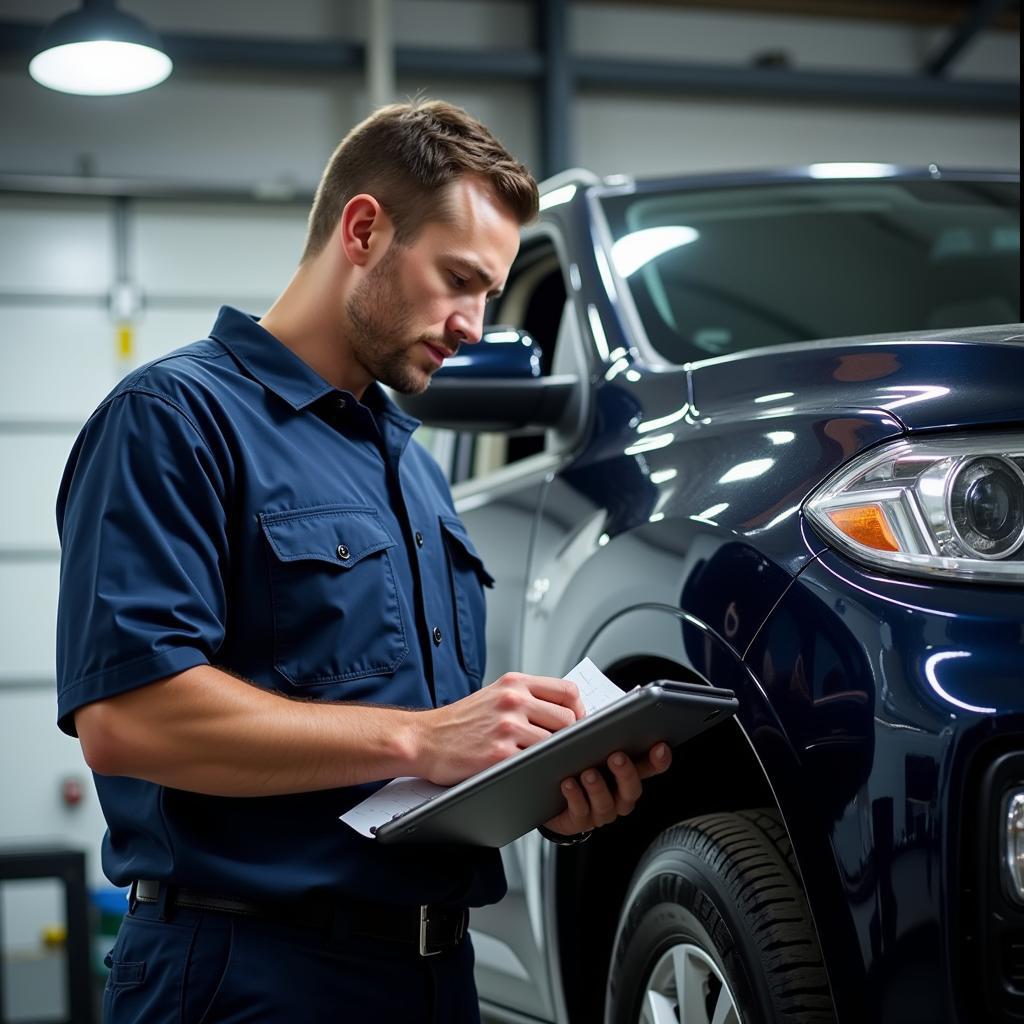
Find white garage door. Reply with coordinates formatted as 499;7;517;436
0;191;308;945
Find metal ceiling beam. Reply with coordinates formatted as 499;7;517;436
396;46;542;78
0;21;364;71
0;20;1015;112
924;0;1010;75
580;0;1019;30
0;172;313;202
573;56;1018;110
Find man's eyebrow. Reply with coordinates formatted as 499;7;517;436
447;255;504;299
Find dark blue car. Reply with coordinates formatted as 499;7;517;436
398;165;1022;1024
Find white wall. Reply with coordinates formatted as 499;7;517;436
0;193;309;954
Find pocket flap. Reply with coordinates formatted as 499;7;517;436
109;959;146;986
261;506;396;568
439;515;496;587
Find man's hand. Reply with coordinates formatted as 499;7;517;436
542;743;672;837
415;672;586;786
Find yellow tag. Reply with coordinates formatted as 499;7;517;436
117;323;134;361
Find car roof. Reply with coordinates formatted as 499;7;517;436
538;164;1020;204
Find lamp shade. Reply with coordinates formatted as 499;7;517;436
29;3;172;96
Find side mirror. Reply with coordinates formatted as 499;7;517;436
439;325;542;379
395;326;579;432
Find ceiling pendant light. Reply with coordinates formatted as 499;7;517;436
29;0;172;96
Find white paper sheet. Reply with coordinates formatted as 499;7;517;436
339;658;620;838
340;777;449;838
564;656;625;715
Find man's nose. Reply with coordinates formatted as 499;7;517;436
447;301;486;346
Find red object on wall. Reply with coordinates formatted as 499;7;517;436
60;776;84;806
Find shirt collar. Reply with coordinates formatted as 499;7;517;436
210;305;423;437
363;381;421;435
210;305;335;411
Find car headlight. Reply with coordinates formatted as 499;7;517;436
1006;790;1024;905
804;434;1024;584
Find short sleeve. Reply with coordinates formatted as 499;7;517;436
55;389;230;736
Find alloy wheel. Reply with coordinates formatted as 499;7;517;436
640;942;742;1024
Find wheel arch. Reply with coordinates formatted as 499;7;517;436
550;622;868;1023
553;652;777;1024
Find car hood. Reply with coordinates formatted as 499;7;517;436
687;323;1024;432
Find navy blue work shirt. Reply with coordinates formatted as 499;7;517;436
55;305;506;908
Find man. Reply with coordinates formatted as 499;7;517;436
56;100;671;1022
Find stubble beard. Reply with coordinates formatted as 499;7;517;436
345;246;437;396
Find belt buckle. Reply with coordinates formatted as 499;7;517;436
418;905;466;958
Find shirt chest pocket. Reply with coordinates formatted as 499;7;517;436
439;515;495;683
260;506;409;687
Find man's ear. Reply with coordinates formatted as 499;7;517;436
338;193;393;268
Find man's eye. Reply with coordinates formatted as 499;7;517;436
449;272;467;289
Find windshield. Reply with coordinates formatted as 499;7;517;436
600;179;1020;364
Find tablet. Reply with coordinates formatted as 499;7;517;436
374;679;738;848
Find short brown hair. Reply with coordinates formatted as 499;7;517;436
302;99;539;261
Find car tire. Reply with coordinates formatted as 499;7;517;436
605;809;835;1024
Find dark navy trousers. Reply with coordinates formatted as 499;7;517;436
102;899;481;1023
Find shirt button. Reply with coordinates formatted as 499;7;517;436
415;531;424;548
432;626;443;646
335;397;346;410
336;544;350;560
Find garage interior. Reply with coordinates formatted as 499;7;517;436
0;1;1019;1021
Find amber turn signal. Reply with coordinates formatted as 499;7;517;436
826;504;900;552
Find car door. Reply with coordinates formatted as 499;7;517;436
432;231;584;1021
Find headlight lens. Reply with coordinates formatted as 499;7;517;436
948;457;1024;558
1006;791;1024;905
805;434;1024;583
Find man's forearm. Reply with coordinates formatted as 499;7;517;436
75;664;422;797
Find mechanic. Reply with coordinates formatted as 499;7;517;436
55;100;672;1023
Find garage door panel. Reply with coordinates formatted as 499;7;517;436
0;306;118;422
134;306;237;366
0;562;59;680
0;197;113;295
0;435;73;550
132;201;306;298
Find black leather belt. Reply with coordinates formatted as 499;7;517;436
130;880;468;957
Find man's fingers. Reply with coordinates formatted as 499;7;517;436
636;743;673;781
526;720;561;747
580;769;617;825
559;778;592;826
521;675;586;720
607;752;642;814
524;693;579;733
